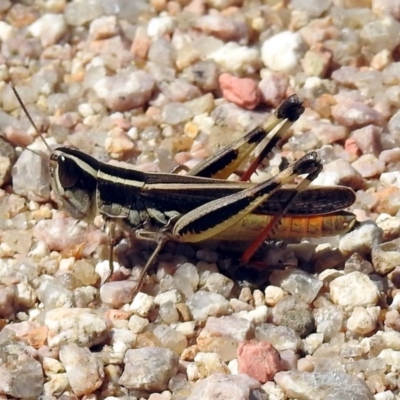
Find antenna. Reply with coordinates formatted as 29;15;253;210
10;84;53;153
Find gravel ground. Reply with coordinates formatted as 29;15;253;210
1;0;400;399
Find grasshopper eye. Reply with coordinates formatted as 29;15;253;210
57;156;80;188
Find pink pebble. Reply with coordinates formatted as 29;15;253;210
219;73;261;110
237;341;282;383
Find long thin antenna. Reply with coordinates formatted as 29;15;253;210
10;84;52;153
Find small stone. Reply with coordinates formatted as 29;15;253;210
0;286;15;318
162;102;192;125
64;1;102;26
301;46;332;77
154;289;183;305
147;15;176;38
219;73;260;110
346;306;379;335
159;78;202;102
186;290;231;320
372;238;400;274
318;158;363;189
153;324;188;354
331;100;382;128
159;301;180;323
89;15;119;40
237;341;282;383
174;263;199;290
194;352;230;378
59;344;103;396
330;271;380;309
45;308;109;347
119;347;179;391
182;60;219;91
0;354;44;398
207;42;260;73
274;370;374;400
255;324;301;352
352;154;385;178
350;125;382;156
339;221;383;256
258;71;288;107
100;281;138;308
129;292;155;317
279;309;315;338
105;127;135;157
28;14;67;47
187;373;261;400
269;269;323;304
128;314;149;334
195;14;249;44
205;273;234;298
264;286;287;307
0;136;16;186
94;69;155;112
11;150;50;202
261;31;306;74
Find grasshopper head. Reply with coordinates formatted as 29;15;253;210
49;147;99;223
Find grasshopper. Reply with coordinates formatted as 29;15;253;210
11;86;356;293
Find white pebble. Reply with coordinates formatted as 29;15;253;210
380;171;400;188
330;271;380;309
207;42;260;73
147;16;176;38
346;306;379;334
339;222;383;256
28;14;67;47
261;31;305;74
129;292;155;317
0;21;14;41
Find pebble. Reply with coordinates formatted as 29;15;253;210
119;347;179;391
186;290;231;320
205;272;234;298
45;308;109;347
339;221;383;256
331;100;382;128
219;73;260;110
0;354;44;398
207;42;260;73
264;285;287;307
372;238;400;274
194;352;230;377
350;124;382;156
99;281;138;308
187;373;261;400
33;217;105;256
261;31;306;74
11;150;50;202
28;14;66;47
182;60;219;91
329;271;380;309
128;292;155;317
255;323;301;352
352;154;385;178
0;136;16;186
195;14;249;44
269;269;323;304
93;69;155;112
316;158;364;189
258;70;288;107
346;306;379;335
274;370;373;400
237;341;282;383
59;344;104;396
